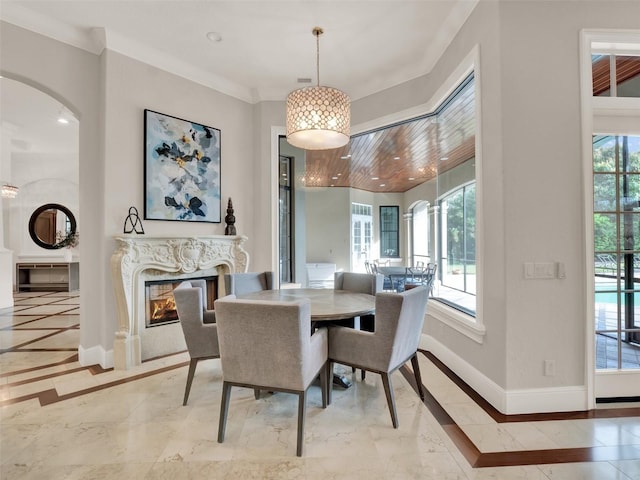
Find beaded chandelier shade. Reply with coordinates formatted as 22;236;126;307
286;27;350;150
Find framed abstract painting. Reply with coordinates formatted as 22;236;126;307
144;109;221;223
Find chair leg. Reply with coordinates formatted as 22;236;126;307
327;361;334;405
254;389;260;400
296;390;307;457
381;372;399;428
410;353;425;401
320;362;328;408
217;381;232;443
183;358;198;406
361;369;366;381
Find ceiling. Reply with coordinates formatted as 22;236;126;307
300;74;475;192
1;0;479;192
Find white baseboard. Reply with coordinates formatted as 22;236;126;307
78;344;114;369
421;335;588;414
505;386;589;414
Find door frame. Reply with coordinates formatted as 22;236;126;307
580;29;640;405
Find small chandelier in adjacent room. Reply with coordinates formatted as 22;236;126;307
286;27;350;150
1;183;19;199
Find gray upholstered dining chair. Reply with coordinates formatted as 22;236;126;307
173;279;219;406
333;271;383;331
214;295;329;457
327;285;429;428
333;271;384;380
223;271;274;296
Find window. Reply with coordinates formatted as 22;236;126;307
380;206;399;258
438;182;476;314
407;73;477;315
592;54;640;98
279;156;293;284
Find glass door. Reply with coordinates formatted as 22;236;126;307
593;135;640;398
351;203;372;272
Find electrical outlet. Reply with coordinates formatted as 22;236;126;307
544;360;556;376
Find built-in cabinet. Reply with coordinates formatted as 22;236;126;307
16;262;80;292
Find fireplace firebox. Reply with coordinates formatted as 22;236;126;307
144;276;218;327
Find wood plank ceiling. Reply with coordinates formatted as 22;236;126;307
592;54;640;96
298;80;476;193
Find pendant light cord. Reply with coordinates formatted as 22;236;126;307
316;32;320;86
313;27;323;87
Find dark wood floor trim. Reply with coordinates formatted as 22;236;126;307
404;351;640;467
475;445;640;467
0;360;190;407
419;349;640;421
1;316;50;329
0;354;79;378
0;325;81;353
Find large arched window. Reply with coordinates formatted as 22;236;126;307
408;73;477;316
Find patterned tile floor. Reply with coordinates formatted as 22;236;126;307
1;291;640;479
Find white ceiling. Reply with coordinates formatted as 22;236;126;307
0;0;479;103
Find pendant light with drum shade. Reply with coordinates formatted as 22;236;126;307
286;27;350;150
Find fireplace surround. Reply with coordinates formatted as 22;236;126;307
111;235;248;370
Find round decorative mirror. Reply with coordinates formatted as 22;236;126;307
28;203;78;250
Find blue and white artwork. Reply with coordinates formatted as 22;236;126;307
144;110;221;223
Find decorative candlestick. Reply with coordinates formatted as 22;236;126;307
224;198;236;235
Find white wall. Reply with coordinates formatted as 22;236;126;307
1;20;104;360
305;187;351;270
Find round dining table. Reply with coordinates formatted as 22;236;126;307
234;288;375;389
235;288;375;322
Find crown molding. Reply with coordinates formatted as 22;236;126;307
1;5;255;103
0;3;104;54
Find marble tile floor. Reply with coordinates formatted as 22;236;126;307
1;291;640;479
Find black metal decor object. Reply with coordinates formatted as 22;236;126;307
224;198;236;235
124;206;145;234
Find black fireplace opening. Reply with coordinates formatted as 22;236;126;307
145;276;218;328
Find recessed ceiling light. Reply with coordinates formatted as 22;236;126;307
340;154;351;160
440;156;449;161
371;177;379;180
206;31;222;43
337;173;342;176
332;176;338;180
408;177;415;180
379;183;386;187
393;156;400;160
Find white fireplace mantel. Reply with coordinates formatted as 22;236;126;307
110;235;249;370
